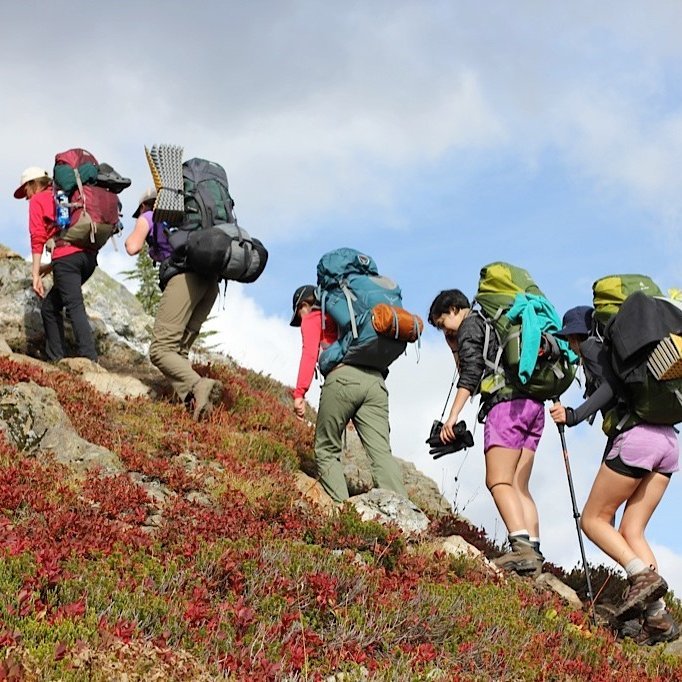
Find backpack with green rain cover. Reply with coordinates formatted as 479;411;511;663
592;275;682;432
474;262;576;403
592;274;662;331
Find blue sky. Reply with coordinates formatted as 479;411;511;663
1;1;681;594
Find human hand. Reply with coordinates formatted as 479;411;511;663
38;263;53;277
32;273;45;299
549;403;567;425
440;416;459;444
293;397;306;420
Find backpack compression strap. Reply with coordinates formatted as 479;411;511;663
73;168;97;244
339;281;359;339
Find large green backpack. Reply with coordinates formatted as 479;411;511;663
593;276;682;431
592;274;662;331
474;262;576;402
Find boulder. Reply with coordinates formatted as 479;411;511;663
0;381;122;474
349;488;429;535
342;427;451;518
535;572;584;610
80;372;151;399
0;247;153;368
434;534;483;560
294;471;337;513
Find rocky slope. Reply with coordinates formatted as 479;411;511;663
0;244;679;679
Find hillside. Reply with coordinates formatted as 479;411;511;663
0;248;681;680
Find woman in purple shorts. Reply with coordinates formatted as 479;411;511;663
428;290;545;577
550;306;679;646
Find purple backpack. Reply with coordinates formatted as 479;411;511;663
142;211;172;263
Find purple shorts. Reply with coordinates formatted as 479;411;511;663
605;424;679;475
484;398;545;453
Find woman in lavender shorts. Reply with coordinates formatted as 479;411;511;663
428;290;545;577
550;306;679;646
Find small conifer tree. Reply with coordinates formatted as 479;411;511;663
122;243;161;316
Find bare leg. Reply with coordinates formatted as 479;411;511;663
618;472;670;570
485;446;525;533
512;447;539;537
581;464;668;568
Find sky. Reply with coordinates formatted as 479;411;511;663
2;1;681;596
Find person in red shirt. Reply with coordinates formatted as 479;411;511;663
290;285;337;419
290;284;407;502
14;166;98;362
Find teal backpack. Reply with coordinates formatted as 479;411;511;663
316;248;407;376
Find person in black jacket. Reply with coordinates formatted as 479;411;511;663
428;289;545;576
550;306;679;645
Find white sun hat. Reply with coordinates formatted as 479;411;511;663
14;166;51;199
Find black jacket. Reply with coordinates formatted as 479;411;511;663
455;313;499;394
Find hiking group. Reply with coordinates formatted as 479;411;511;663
291;261;680;647
15;149;680;647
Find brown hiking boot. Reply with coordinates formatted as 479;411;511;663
493;537;542;577
613;568;668;620
628;610;680;646
191;379;224;421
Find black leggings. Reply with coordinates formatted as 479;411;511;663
41;251;98;361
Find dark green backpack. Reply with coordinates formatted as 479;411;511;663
596;281;682;430
474;262;576;402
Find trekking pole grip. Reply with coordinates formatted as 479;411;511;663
552;398;566;436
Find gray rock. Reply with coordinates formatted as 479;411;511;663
129;472;173;504
342;427;451;518
535;572;584;610
350;488;429;535
435;534;483;559
0;381;122;474
294;471;337;513
665;637;682;656
0;247;153;367
0;337;12;357
81;372;151;399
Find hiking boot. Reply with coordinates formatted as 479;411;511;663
493;537;541;577
613;568;668;620
629;610;680;646
191;379;224;421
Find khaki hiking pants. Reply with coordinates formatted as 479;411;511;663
314;364;407;503
149;272;219;401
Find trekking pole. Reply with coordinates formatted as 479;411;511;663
439;369;459;421
552;399;597;628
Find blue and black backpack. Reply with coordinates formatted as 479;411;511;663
316;248;410;376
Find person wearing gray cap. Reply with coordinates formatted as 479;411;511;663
14;165;98;363
125;188;223;421
550;306;679;645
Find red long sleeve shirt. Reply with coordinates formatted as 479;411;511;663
293;309;338;399
28;188;85;259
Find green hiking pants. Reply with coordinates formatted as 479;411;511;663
149;272;219;401
314;364;407;503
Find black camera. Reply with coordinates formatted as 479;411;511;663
425;419;474;459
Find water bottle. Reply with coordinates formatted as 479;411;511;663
55;191;70;228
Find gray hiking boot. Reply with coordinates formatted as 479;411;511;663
493;536;542;577
191;378;224;421
613;568;668;620
628;610;680;646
